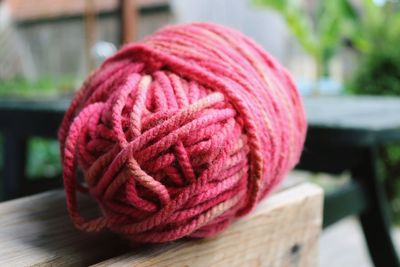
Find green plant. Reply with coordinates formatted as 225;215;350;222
347;0;400;95
0;76;76;97
253;0;356;82
347;44;400;95
27;138;61;178
347;0;400;54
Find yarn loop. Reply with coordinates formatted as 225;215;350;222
59;23;306;243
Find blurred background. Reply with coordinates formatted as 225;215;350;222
0;0;400;266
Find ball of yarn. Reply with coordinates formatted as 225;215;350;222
59;23;306;243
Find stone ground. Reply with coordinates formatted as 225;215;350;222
320;217;400;267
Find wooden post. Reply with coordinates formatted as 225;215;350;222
84;0;96;72
118;0;137;45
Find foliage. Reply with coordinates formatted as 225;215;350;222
0;137;61;179
348;0;400;54
0;76;75;97
27;138;61;178
347;1;400;95
253;0;357;77
347;44;400;95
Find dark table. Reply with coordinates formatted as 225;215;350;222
1;95;400;267
0;98;70;197
299;95;400;267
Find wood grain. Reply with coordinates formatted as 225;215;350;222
0;180;322;267
92;183;323;267
0;191;130;266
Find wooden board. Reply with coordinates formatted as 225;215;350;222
92;183;323;267
0;181;322;267
0;191;130;266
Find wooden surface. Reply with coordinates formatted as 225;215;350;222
0;190;130;266
0;180;322;267
92;183;322;267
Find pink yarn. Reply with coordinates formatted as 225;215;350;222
59;23;306;243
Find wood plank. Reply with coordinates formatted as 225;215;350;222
0;190;130;267
0;180;322;266
92;183;323;267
